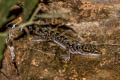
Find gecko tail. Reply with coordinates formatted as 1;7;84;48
76;51;102;57
81;52;102;57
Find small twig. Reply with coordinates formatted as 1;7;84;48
29;4;41;21
17;21;34;28
36;13;69;19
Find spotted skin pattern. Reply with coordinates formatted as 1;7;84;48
32;25;102;60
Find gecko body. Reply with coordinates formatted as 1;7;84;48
32;25;102;60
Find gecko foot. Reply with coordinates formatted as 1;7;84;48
60;51;70;62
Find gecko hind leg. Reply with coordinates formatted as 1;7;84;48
60;50;71;61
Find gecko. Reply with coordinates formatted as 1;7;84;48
31;25;102;60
